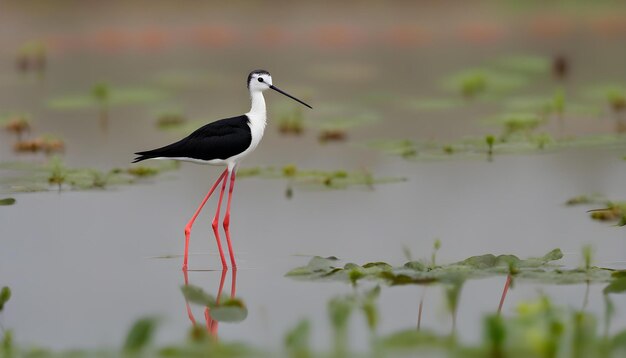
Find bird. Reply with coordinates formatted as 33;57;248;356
133;69;312;271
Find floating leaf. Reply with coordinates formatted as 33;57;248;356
180;284;217;307
210;298;248;322
286;248;617;286
285;256;339;277
0;198;16;206
604;278;626;295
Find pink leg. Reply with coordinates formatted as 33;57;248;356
183;270;197;325
183;169;228;271
497;275;512;315
230;268;237;297
206;269;227;336
212;173;229;269
223;170;237;268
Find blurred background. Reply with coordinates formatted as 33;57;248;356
1;0;626;354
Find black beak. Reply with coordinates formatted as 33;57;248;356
270;85;312;109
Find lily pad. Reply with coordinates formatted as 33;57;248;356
286;248;618;287
210;298;248;322
0;198;16;206
236;165;405;192
180;284;217;307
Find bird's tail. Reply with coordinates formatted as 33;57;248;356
132;151;154;163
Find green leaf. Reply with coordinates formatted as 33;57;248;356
210;298;248;322
0;198;15;206
284;319;311;357
403;261;426;271
0;286;11;311
180;284;217;307
123;317;158;352
604;278;626;295
285;256;339;277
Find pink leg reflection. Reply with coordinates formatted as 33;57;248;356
183;269;238;339
497;275;512;315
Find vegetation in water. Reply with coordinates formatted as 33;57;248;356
180;284;248;323
286;248;618;286
277;106;305;135
16;40;46;75
1;114;31;140
443;68;528;99
47;85;169;110
0;198;16;206
493;55;550;75
566;194;626;226
0;157;180;192
0;286;10;312
13;135;65;155
237;164;405;198
156;111;187;129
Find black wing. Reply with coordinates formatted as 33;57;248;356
133;115;252;163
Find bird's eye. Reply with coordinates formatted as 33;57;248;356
258;77;264;82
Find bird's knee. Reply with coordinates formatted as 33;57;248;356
211;219;219;231
223;216;230;230
184;227;191;237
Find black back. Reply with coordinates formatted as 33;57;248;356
133;115;252;163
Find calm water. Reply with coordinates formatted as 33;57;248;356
1;1;626;353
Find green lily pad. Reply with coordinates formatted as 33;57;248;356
180;284;217;307
286;248;618;287
210;298;248;323
0;198;16;206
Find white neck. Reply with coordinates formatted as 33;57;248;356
248;91;266;114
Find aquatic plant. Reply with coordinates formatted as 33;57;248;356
16;40;46;75
0;158;179;193
13;135;65;155
493;55;550;75
552;55;569;80
277;106;305;135
497;113;544;141
0;286;10;312
1;114;31;140
47;85;169;131
284;319;312;358
286;248;617;286
236;164;405;197
156;111;187;130
180;284;248;323
566;194;626;226
0;198;16;206
606;88;626;113
443;68;528;99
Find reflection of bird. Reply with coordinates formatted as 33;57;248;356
183;269;237;336
134;70;312;270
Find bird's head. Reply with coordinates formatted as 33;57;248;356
247;69;273;92
247;69;312;109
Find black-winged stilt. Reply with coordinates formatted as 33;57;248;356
133;69;312;271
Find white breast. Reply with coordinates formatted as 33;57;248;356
221;112;266;170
